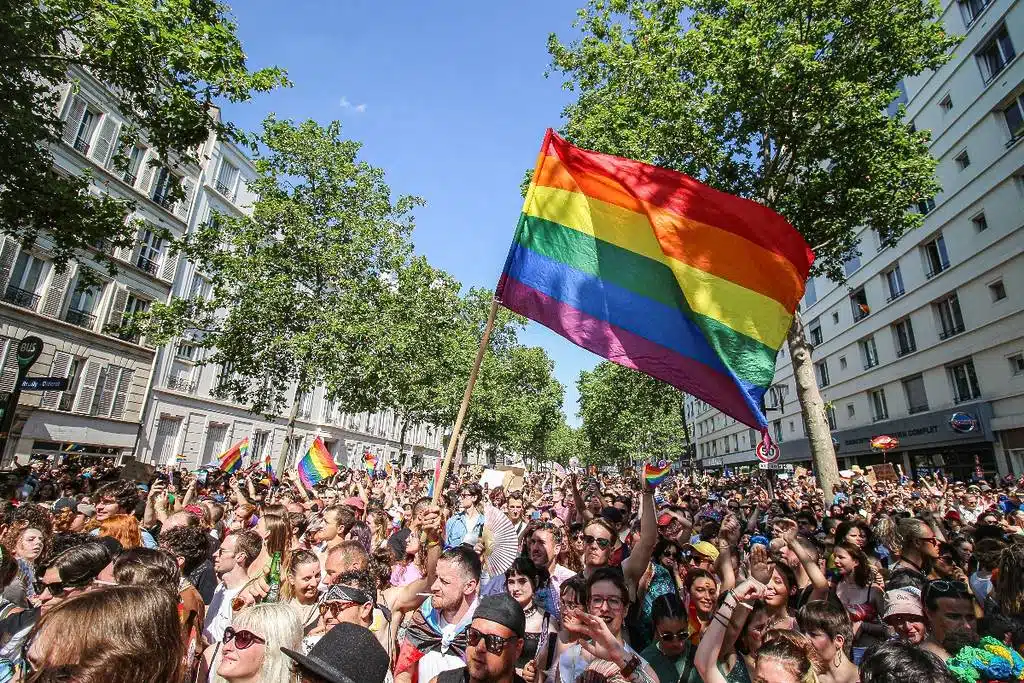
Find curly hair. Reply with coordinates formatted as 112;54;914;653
0;504;54;565
158;525;209;574
992;543;1024;617
98;514;142;550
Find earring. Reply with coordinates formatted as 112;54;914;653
834;650;843;667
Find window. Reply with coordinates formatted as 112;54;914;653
826;404;837;430
935;293;966;339
808;318;823;346
939;93;953;112
870;388;889;421
903;374;929;414
893;318;917;356
917;197;936;215
922;234;950;278
850;288;870;321
120;293;150;343
123;145;145;186
65;281;101;329
1010;354;1024;375
216;160;240;200
748;429;757;447
187;273;211;300
90;365;134;419
859;336;880;369
844;254;861;277
954;150;971;170
151;167;175;207
847;403;856;419
989;280;1007;301
959;0;991;25
1004;94;1024;143
971;212;989;231
136;227;162;276
816;360;830;388
832;311;840;325
789;420;795;433
296;390;313;419
58;358;83;411
804;277;817;306
731;434;738;451
977;25;1016;83
4;251;48;310
885;265;905;301
73;109;98;155
948;359;981;402
839;356;848;370
176;340;197;361
772;419;783;443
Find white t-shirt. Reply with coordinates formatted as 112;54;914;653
203;583;241;645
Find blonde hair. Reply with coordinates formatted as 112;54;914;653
758;630;825;683
212;603;301;683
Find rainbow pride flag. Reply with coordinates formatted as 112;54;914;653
497;130;813;428
297;436;338;489
362;450;377;473
218;437;249;473
643;461;671;489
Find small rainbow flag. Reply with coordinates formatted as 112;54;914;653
362;450;377;473
427;457;443;498
218;437;249;474
643;461;671;489
297;437;337;489
497;130;814;429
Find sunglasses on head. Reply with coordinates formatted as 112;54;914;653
924;579;971;602
466;626;517;655
223;627;265;650
582;534;611;549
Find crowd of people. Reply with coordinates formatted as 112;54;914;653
0;456;1021;683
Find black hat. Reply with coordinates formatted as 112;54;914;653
473;593;526;638
600;506;624;525
283;622;389;683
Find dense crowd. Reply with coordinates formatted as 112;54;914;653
0;457;1021;683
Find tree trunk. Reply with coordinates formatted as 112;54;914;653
787;312;840;504
277;370;308;475
398;419;408;469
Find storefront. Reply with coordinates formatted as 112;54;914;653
777;403;997;481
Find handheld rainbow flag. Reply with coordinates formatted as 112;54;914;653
218;437;249;474
427;457;442;498
362;450;377;473
497;130;814;428
297;437;338;490
643;461;671;489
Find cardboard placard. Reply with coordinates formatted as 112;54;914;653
869;462;898;483
119;460;156;484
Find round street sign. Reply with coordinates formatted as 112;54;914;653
755;439;780;463
16;336;43;371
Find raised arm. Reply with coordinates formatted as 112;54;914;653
569;473;591;523
392;506;444;614
783;523;828;599
695;579;764;683
622;490;657;594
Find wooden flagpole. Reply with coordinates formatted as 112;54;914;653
431;297;499;505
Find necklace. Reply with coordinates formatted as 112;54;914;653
523;604;537;618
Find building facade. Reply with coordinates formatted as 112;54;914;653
1;69;447;471
688;0;1024;480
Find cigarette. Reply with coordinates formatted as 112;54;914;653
416;593;432;597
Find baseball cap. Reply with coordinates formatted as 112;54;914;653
342;497;366;511
883;587;924;622
657;512;674;527
474;593;526;638
685;540;720;561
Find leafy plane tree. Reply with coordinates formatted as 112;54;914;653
549;0;958;499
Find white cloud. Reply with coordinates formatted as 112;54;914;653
339;96;367;114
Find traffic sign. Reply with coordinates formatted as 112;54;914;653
758;462;793;471
755;439;780;463
16;337;43;371
19;377;69;392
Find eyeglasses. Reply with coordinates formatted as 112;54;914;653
924;579;970;602
223;627;266;650
658;630;689;642
920;536;940;546
36;579;64;596
582;534;611;549
319;600;361;618
466;626;517;655
589;595;625;610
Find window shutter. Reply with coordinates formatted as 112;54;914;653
0;238;21;293
61;95;87;146
174;177;194;220
138;154;157;194
73;360;100;414
110;368;133;419
40;264;74;318
40;351;73;410
0;338;19;394
90;117;119;167
96;366;120;417
105;285;128;331
159;249;179;283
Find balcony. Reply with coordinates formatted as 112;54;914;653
3;285;40;310
73;137;90;155
885;289;905;303
136;256;159;276
896;343;917;358
215;180;235;200
165;375;198;393
938;323;966;340
925;261;950;279
152;192;175;210
122;172;137;187
64;308;96;330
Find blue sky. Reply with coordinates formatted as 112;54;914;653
221;1;593;423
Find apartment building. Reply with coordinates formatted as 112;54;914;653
687;0;1024;480
1;70;447;471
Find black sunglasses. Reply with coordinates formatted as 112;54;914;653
582;534;611;549
223;627;266;650
659;630;689;642
36;579;64;595
467;626;517;655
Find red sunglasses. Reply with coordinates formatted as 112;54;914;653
223;627;266;650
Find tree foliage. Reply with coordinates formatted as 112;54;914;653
0;0;287;271
577;361;687;465
138;116;419;417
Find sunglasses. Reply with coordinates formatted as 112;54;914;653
223;627;266;650
924;579;970;602
467;626;517;655
36;579;64;596
658;630;689;642
319;600;361;618
582;534;611;549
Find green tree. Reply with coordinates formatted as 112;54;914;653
0;0;287;271
577;361;688;466
549;0;957;499
543;421;583;466
136;116;421;469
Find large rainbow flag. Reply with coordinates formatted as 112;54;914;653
497;130;813;428
218;437;249;473
297;436;338;489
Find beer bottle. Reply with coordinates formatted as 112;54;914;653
264;551;282;603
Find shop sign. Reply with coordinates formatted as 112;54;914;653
949;412;978;434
